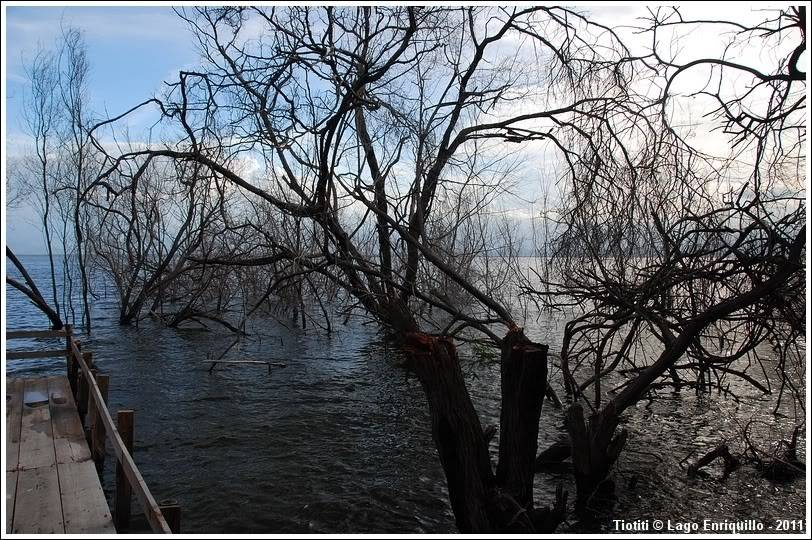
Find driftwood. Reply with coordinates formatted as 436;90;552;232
535;439;571;471
206;360;287;373
545;384;563;408
6;247;64;330
687;444;740;479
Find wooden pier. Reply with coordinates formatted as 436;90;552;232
6;376;114;533
5;327;177;534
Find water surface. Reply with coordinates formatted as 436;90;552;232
6;255;806;533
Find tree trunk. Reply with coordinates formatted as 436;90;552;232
405;332;496;532
566;402;627;509
496;328;548;509
406;329;565;533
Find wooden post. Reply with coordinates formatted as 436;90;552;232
77;351;94;422
92;373;110;468
158;501;181;533
64;325;75;391
85;367;99;443
115;410;134;531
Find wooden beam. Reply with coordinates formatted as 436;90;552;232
91;374;110;467
77;352;93;421
70;342;172;534
206;360;288;373
7;350;72;360
204;360;287;366
65;325;76;391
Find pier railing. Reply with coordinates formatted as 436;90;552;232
6;325;178;533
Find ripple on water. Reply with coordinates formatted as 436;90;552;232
5;255;805;533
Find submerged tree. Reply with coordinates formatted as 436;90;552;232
69;4;806;532
84;5;670;532
528;6;806;506
14;27;97;332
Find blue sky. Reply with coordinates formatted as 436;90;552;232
5;6;197;253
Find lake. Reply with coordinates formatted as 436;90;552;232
5;255;806;533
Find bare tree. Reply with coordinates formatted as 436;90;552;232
86;6;668;532
16;27;98;332
21;46;61;320
55;26;95;332
527;6;805;507
6;247;64;330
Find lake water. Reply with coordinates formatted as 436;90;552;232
5;255;806;533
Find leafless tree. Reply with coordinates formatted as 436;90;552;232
86;6;669;532
527;6;805;507
15;27;97;332
20;46;61;320
55;27;95;332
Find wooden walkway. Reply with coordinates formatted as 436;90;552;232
6;376;116;534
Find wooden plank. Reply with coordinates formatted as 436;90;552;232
6;329;68;339
12;465;64;533
47;377;91;465
71;342;172;534
66;326;77;391
6;470;17;534
17;379;56;471
7;350;70;360
57;461;116;534
6;379;24;471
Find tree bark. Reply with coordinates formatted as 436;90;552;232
406;329;565;533
496;327;548;508
405;332;496;532
566;402;627;509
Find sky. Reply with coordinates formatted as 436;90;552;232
3;4;804;254
5;6;196;254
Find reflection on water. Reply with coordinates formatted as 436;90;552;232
5;255;805;533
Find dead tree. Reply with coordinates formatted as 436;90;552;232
525;6;806;507
84;6;657;532
6;247;64;330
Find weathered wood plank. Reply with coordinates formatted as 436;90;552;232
6;329;68;339
57;461;116;534
6;379;24;471
5;470;17;534
17;379;56;471
7;350;70;360
12;465;64;533
47;377;91;464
